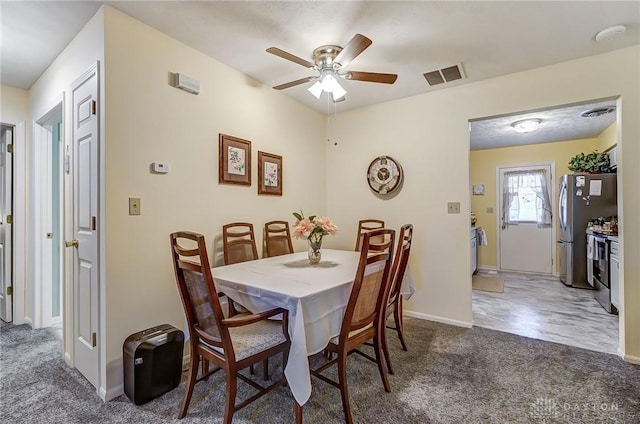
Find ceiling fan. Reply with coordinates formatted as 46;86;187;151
266;34;398;102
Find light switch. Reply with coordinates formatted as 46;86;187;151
447;202;461;214
129;198;141;215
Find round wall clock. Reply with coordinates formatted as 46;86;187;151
367;156;403;195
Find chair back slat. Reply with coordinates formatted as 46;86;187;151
355;219;385;251
342;228;395;336
264;220;294;257
388;224;413;306
171;231;226;348
352;260;386;325
223;222;259;264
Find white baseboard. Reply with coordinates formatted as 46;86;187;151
478;265;498;272
100;384;123;402
618;349;640;365
404;310;473;328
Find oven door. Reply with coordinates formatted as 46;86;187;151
593;236;609;288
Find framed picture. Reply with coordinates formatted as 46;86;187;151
258;151;282;196
219;134;251;186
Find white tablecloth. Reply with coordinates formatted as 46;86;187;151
212;249;414;405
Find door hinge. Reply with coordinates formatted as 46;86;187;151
6;215;12;224
6;144;13;153
91;332;97;347
91;100;97;115
6;286;12;296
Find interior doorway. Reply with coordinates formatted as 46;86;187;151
0;124;14;322
469;97;620;352
34;103;63;330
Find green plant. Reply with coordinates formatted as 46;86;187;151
568;150;611;173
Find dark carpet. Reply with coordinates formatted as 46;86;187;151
1;318;639;423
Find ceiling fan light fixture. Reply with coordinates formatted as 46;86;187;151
330;79;347;100
307;72;347;100
307;81;323;99
511;118;542;133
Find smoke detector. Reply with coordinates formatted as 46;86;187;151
580;106;616;118
595;25;626;42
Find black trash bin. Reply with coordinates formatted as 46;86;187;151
123;324;184;405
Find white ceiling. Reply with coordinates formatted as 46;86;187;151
1;1;637;148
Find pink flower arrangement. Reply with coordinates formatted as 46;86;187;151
292;211;338;242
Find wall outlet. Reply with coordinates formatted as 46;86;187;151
447;202;461;214
129;197;141;215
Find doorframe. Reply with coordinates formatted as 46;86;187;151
0;124;14;322
33;98;64;329
495;161;556;273
1;120;26;325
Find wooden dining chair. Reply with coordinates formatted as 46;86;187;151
221;222;270;377
310;228;395;424
264;220;294;257
170;231;291;424
223;222;259;264
381;224;413;375
354;219;385;251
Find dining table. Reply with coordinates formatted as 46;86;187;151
211;248;415;413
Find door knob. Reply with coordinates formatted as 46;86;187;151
65;239;79;248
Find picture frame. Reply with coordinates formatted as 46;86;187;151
258;151;282;196
219;134;251;186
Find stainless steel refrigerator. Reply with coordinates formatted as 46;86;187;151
557;173;617;288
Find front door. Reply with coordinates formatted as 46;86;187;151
0;126;13;322
69;64;100;388
498;164;554;274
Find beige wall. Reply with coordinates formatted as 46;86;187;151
470;138;599;270
326;46;640;362
1;85;29;123
102;7;326;392
596;122;617;152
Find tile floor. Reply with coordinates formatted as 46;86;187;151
472;270;619;354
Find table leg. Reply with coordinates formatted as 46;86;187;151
295;401;303;423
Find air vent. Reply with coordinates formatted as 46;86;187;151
580;106;615;118
423;63;466;86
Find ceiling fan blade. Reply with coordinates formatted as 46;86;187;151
266;47;315;69
334;34;372;68
273;76;315;90
346;71;398;84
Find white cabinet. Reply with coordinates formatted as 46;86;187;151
610;241;619;310
471;229;478;275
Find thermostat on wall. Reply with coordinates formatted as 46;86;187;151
151;162;170;174
472;184;485;195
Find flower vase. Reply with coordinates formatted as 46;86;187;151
307;236;323;264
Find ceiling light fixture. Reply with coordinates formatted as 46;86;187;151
307;70;346;101
595;25;626;42
511;118;542;133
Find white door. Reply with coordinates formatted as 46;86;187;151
498;164;554;274
0;126;13;322
69;65;100;387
